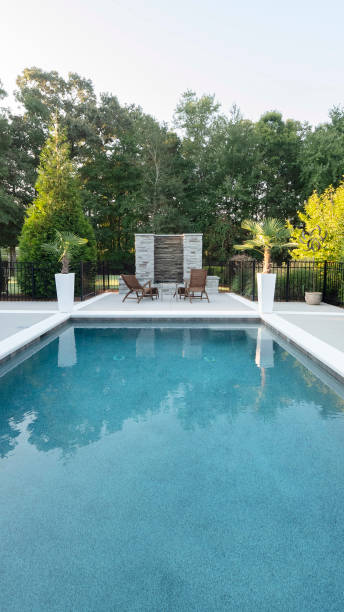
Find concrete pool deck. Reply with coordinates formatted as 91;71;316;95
74;292;257;315
0;312;53;341
0;292;344;380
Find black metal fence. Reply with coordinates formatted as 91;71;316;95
204;260;344;307
1;259;344;307
0;261;57;301
0;261;134;301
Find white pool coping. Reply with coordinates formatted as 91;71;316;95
0;313;69;362
227;294;344;381
71;311;260;319
261;313;344;382
0;291;343;383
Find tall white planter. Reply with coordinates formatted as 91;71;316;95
55;273;75;312
257;273;276;313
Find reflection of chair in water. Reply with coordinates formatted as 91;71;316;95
121;275;159;303
136;328;155;358
185;269;209;303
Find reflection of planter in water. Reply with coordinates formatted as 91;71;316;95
255;327;274;368
305;291;322;305
58;327;77;367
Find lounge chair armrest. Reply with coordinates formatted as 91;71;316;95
142;280;151;288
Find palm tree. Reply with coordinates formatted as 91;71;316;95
42;230;88;273
234;218;297;273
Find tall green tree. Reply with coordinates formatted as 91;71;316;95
136;112;189;233
15;67;99;163
254;111;305;220
81;103;190;262
1;68;100;255
0;83;36;256
0;83;15;247
19;123;96;269
205;106;261;259
80;104;142;264
173;90;225;241
300;106;344;198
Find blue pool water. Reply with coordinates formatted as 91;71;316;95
1;324;344;611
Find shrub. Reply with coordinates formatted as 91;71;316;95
289;183;344;261
230;274;241;294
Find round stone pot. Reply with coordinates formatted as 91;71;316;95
305;291;322;305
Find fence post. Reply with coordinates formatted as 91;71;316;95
252;261;256;301
80;262;84;301
323;261;327;301
0;261;4;300
31;264;35;299
241;262;244;295
102;261;105;292
286;261;290;302
0;261;3;299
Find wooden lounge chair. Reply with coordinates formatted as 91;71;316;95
185;269;209;303
121;274;159;303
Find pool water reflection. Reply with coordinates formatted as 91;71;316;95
1;325;344;611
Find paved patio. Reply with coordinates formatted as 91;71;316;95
277;314;344;353
76;292;255;314
0;301;58;311
271;301;342;313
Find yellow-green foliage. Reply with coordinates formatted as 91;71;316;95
289;183;344;261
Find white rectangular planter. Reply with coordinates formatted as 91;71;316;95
55;273;75;312
257;273;276;313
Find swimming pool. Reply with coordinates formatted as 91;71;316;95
1;323;344;611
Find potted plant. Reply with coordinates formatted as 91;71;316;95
234;218;296;313
42;230;88;312
305;266;322;305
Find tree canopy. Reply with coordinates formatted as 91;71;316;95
2;67;344;264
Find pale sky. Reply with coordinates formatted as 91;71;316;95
1;0;344;126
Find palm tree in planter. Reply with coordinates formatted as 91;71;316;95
43;230;88;312
234;218;297;313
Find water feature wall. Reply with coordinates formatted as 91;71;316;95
135;234;203;284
